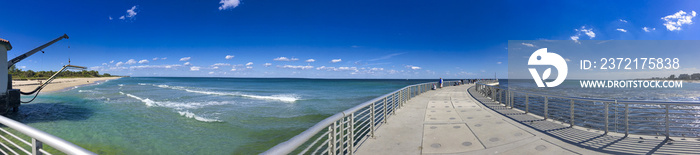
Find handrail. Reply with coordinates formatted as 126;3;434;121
0;115;95;155
264;80;469;154
474;81;700;139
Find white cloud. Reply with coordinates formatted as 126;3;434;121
138;59;149;64
521;43;536;47
209;72;215;75
290;58;299;61
119;6;138;20
619;19;628;23
212;63;231;66
152;57;159;61
20;66;26;69
405;65;421;70
161;57;167;60
102;63;107;66
642;27;656;32
570;35;580;42
126;6;137;18
225;55;235;59
662;10;697;31
316;66;358;72
110;60;114;63
331;59;342;63
570;26;595;43
190;66;201;71
274;57;290;61
184;62;191;66
109;16;113;20
306;59;316;62
115;61;124;67
579;26;595;38
231;68;237;71
565;58;571;62
497;62;502;64
264;63;272;67
279;65;314;70
246;62;253;66
616;28;627;32
180;57;191;61
219;0;241;10
246;66;253;69
126;59;137;65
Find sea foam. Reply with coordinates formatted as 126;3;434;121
120;91;227;122
150;84;300;102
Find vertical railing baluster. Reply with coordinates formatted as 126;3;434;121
33;138;43;155
525;94;529;114
371;101;375;138
330;122;336;155
604;102;609;134
570;99;574;127
544;97;548;120
349;113;354;155
383;97;387;123
665;104;670;139
625;102;629;137
339;117;344;154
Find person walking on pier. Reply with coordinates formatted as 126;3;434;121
439;78;443;88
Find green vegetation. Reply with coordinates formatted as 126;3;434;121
9;65;119;80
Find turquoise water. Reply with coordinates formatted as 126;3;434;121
9;77;437;154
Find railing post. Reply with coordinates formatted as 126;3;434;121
605;102;609;134
624;102;629;137
544;97;548;120
525;94;529;114
392;94;397;115
570;99;574;127
33;138;43;155
349;113;354;155
383;97;387;123
665;104;670;139
339;117;344;154
329;122;336;155
371;102;375;138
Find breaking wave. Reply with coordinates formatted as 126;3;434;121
149;84;300;102
119;91;227;122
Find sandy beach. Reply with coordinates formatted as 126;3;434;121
11;77;122;93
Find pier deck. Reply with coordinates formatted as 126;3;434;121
355;84;700;154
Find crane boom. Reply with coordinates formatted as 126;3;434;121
7;34;69;68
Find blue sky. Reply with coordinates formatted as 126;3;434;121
1;0;699;78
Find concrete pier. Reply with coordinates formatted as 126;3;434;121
354;84;700;154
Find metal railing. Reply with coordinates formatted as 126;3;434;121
475;82;700;139
264;80;465;155
0;115;95;155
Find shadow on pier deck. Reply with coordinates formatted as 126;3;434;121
355;84;700;154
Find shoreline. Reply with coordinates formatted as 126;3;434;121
11;77;123;93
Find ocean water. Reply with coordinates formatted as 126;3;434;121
502;79;700;101
9;77;438;154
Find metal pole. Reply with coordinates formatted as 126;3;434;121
570;99;574;127
625;102;629;137
339;118;344;154
33;138;43;155
349;113;354;155
330;122;336;155
371;102;375;138
525;94;529;114
665;104;670;139
605;102;609;134
544;97;548;120
383;97;387;123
